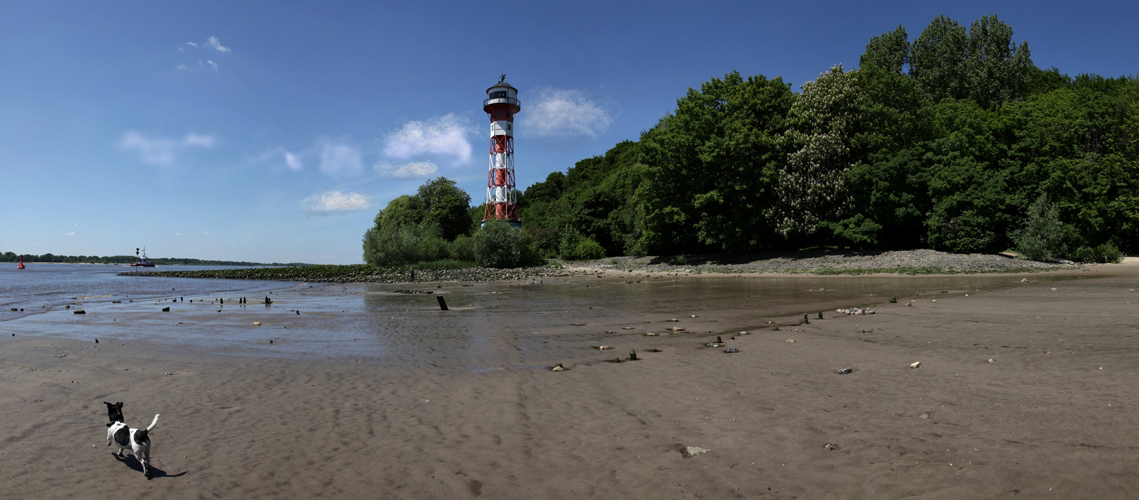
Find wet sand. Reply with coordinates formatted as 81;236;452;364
2;264;1138;498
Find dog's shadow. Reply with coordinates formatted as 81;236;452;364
111;453;187;479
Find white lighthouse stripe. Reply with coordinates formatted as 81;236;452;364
490;121;513;137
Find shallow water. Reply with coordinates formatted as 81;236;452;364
0;263;293;320
1;270;1089;372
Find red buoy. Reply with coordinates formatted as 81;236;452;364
17;256;25;269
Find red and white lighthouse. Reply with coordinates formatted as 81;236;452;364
483;75;521;225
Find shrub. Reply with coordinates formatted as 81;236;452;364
1010;194;1070;261
1070;246;1097;263
566;238;606;261
473;221;542;268
449;234;475;262
1095;242;1121;263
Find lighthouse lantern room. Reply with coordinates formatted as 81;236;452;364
483;75;521;225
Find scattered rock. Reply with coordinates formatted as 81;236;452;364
551;363;565;372
987;358;994;363
723;348;739;353
785;339;796;343
253;321;262;326
161;307;170;312
1051;288;1058;291
889;297;898;303
597;345;613;350
681;446;710;458
738;331;750;335
824;443;840;451
73;309;85;314
705;342;724;348
837;367;852;374
919;413;930;419
910;361;921;369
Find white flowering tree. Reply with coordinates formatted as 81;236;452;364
771;65;868;240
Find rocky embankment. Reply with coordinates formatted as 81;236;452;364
119;250;1075;284
579;249;1074;275
119;264;592;283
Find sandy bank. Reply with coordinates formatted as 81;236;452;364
2;266;1138;498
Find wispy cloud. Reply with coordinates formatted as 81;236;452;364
318;138;364;179
525;88;612;137
284;151;302;171
382;114;472;165
65;232;76;236
301;190;375;214
175;37;231;71
118;131;216;166
206;36;231;53
375;161;438;179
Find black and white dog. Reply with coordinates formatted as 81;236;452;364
106;413;160;478
103;401;124;427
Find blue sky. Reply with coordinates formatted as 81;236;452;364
1;0;1135;264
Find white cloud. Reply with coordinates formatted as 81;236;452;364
206;36;231;53
65;232;76;236
174;232;182;236
186;42;199;48
525;88;612;137
382;114;472;164
375;161;438;179
318;138;363;178
284;151;302;171
175;64;188;70
301;190;375;214
206;60;218;71
118;131;217;166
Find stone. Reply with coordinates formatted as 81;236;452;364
824;443;840;451
681;446;710;458
785;339;795;343
724;348;740;353
910;361;921;369
551;363;565;372
838;367;852;374
253;321;262;326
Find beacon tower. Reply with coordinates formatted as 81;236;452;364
483;75;521;225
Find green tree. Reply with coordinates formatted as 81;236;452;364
416;177;473;241
638;71;793;254
910;15;969;103
860;25;909;74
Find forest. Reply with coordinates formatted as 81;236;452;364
365;14;1136;266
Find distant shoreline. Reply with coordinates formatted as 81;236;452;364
120;249;1086;283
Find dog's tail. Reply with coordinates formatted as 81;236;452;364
146;414;160;431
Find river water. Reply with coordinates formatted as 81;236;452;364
0;264;1085;371
0;263;292;321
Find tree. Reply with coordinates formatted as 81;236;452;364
416;177;473;241
910;14;1033;109
963;14;1033;109
771;65;867;242
860;25;909;74
638;71;793;254
910;15;969;103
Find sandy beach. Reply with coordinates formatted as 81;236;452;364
2;263;1138;499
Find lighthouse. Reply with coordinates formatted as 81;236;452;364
483;75;521;225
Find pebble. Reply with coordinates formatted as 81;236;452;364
681;446;710;458
910;361;921;369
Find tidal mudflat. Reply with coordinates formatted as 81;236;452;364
2;263;1137;498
